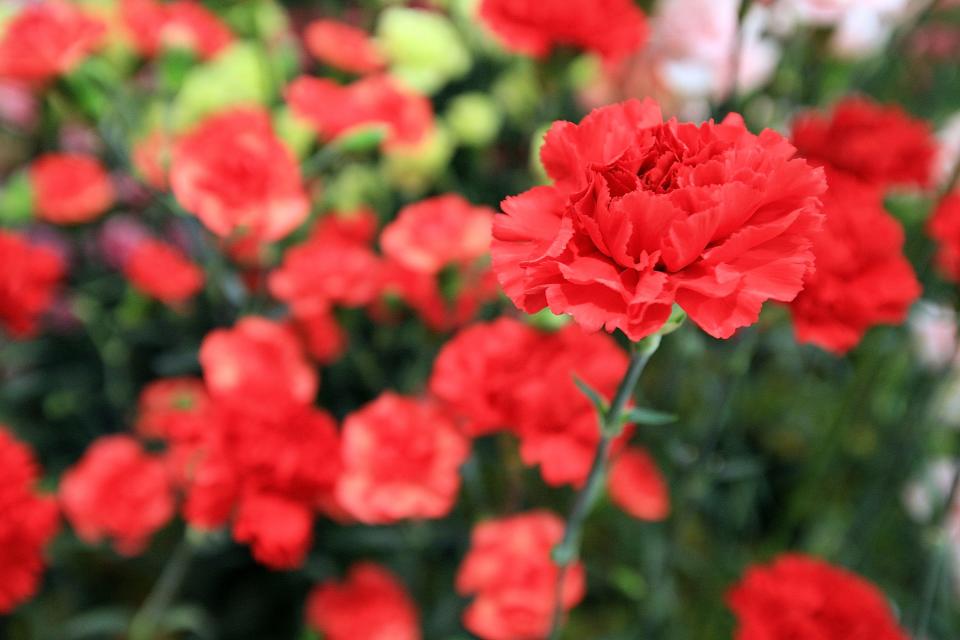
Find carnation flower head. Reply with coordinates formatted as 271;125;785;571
31;153;115;224
928;191;960;283
456;510;585;640
306;562;421;640
789;169;920;353
478;0;649;62
492;98;826;342
609;446;671;521
232;492;314;570
0;426;59;614
0;1;106;85
286;74;433;150
727;553;909;640
60;435;174;556
124;239;204;304
335;392;469;524
121;0;233;60
0;230;65;339
304;20;385;75
170;108;309;244
791;97;937;188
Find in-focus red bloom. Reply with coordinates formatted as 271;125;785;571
727;553;909;640
336;393;469;524
609;447;670;521
304;19;385;75
60;435;174;556
789;169;920;354
478;0;648;61
0;426;59;614
429;318;541;436
199;317;318;414
121;0;233;60
124;239;204;304
0;230;65;338
381;195;494;275
307;562;421;640
170;108;309;243
492;99;826;341
287;74;433;149
928;191;960;282
31;153;114;224
792;97;937;189
456;511;585;640
0;1;105;84
232;492;313;569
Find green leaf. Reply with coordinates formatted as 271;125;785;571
573;375;608;419
621;407;676;426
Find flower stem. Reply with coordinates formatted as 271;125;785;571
129;535;194;640
914;461;960;638
547;334;662;640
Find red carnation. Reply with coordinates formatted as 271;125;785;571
381;194;494;275
0;426;59;614
727;553;909;640
789;169;920;354
928;191;960;282
0;1;105;84
306;562;421;640
60;435;174;556
0;230;65;338
135;377;211;443
491;99;825;342
121;0;233;60
791;97;937;189
132;130;173;190
336;393;469;524
199;317;318;414
31;153;114;224
456;511;585;640
232;492;313;570
124;239;204;304
287;74;433;149
429;318;541;436
609;447;670;521
170;108;309;243
289;309;348;365
478;0;648;62
304;20;385;75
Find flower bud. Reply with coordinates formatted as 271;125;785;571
377;7;471;95
445;92;502;147
382;125;454;195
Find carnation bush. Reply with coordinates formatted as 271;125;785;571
2;1;960;639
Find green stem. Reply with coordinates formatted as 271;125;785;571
914;460;960;638
547;334;662;640
129;536;194;640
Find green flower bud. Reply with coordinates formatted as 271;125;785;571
529;124;551;184
0;171;34;225
273;107;316;160
445;92;503;148
377;8;471;95
382;125;455;195
493;62;540;124
325;165;385;213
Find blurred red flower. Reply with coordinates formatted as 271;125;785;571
727;553;909;640
304;20;385;75
0;1;105;84
120;0;233;60
288;309;348;365
306;562;421;640
478;0;648;61
491;99;826;342
928;191;960;282
0;426;59;614
60;435;174;556
199;317;318;414
170;108;309;243
789;169;920;354
336;392;469;524
609;447;670;521
131;130;173;190
0;230;65;338
381;195;494;275
456;511;585;640
124;239;204;304
287;74;433;149
31;153;114;224
792;97;937;189
232;492;314;570
135;376;211;443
